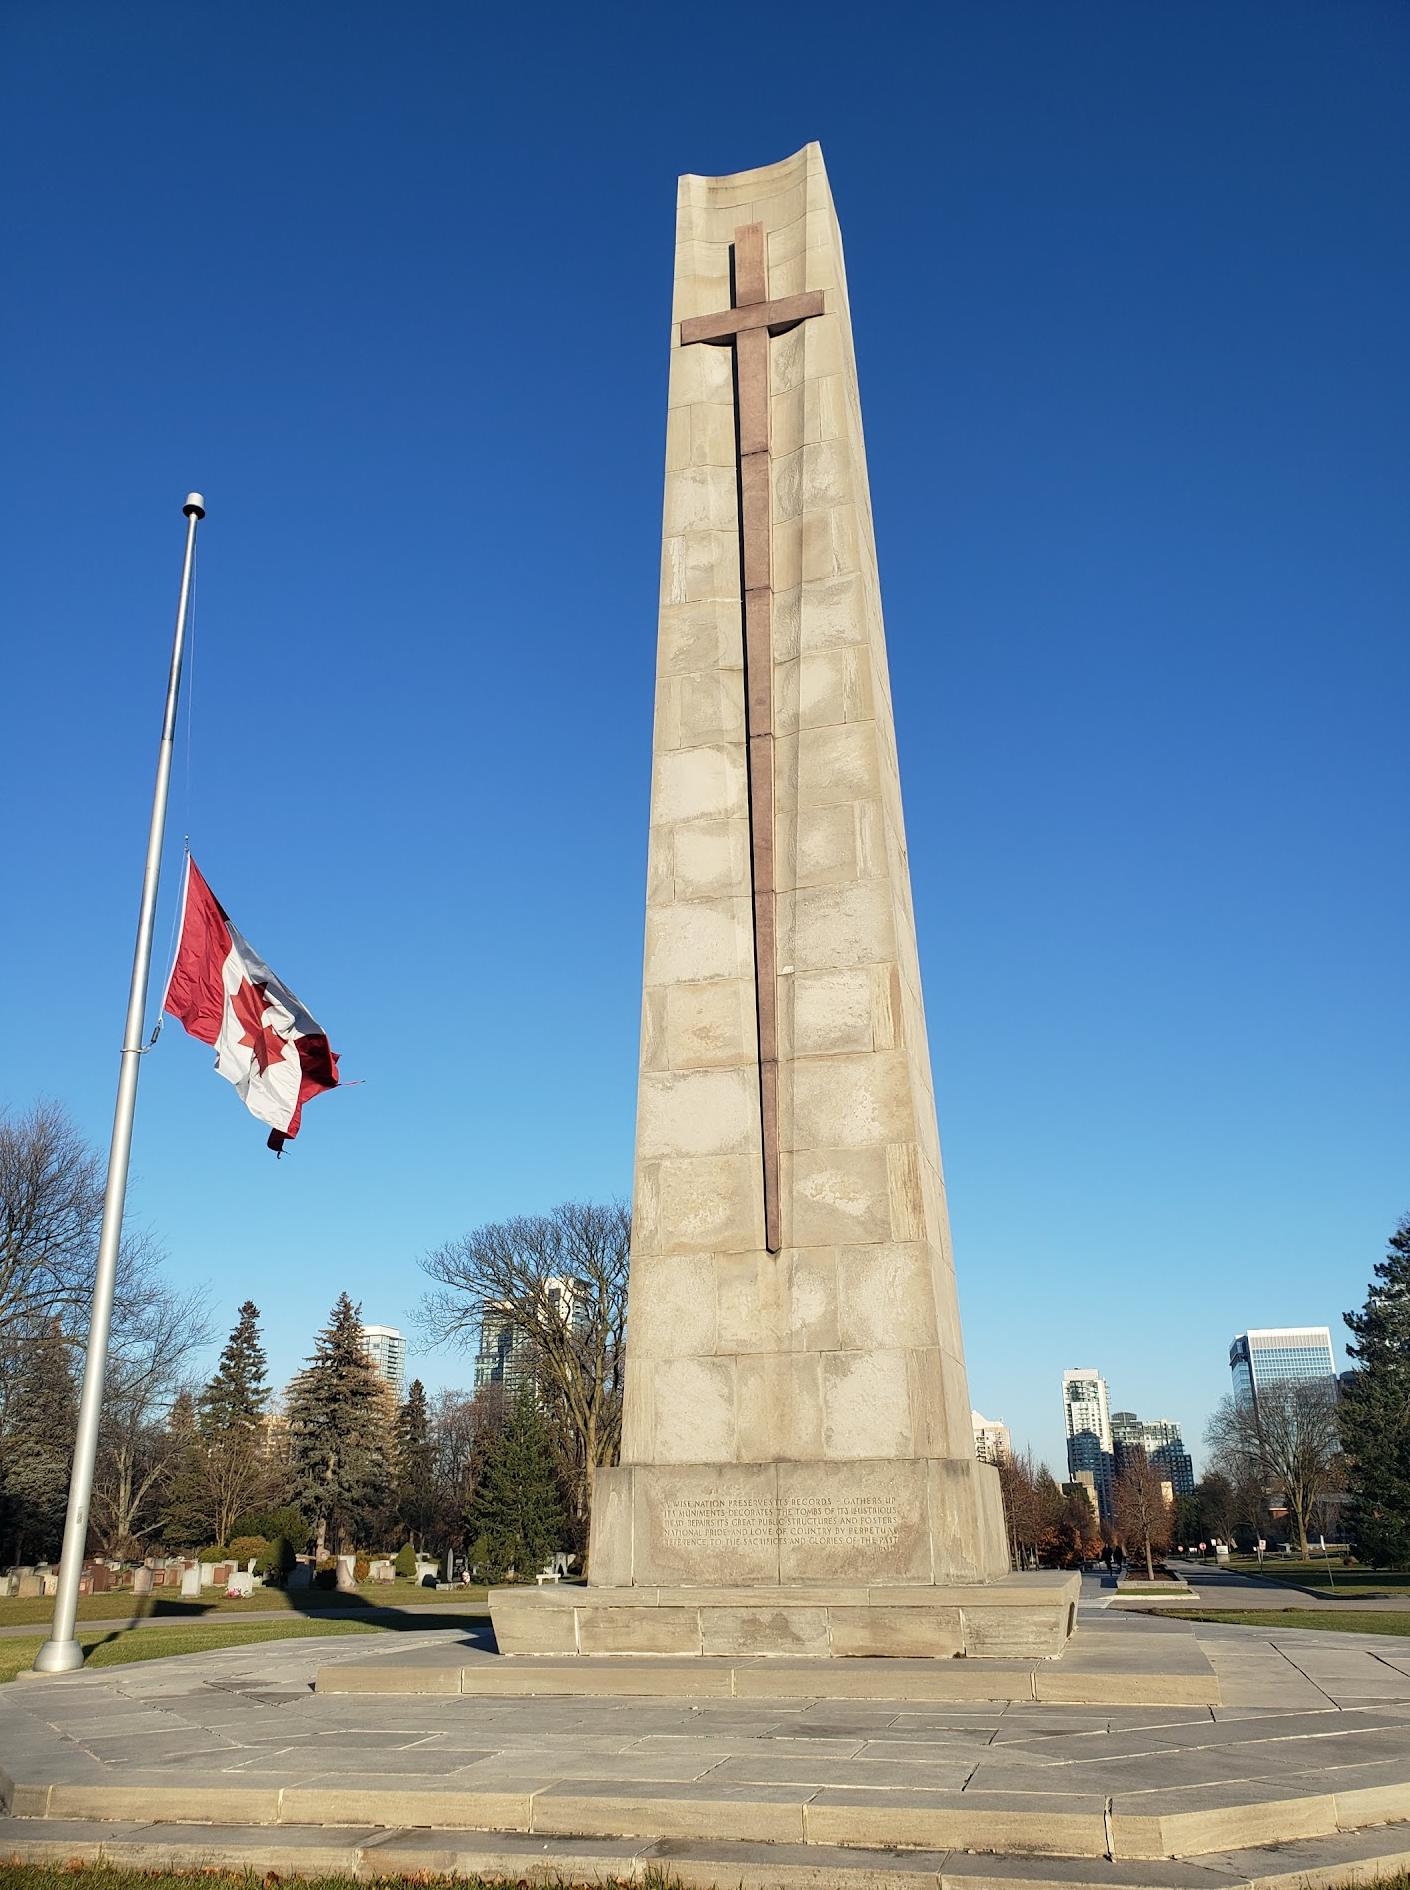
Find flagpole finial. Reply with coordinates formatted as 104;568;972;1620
183;492;206;518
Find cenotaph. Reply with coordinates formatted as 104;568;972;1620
491;145;1077;1659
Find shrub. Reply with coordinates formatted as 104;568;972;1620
353;1553;370;1583
232;1505;308;1548
195;1546;231;1564
394;1542;417;1579
227;1535;271;1564
256;1536;298;1584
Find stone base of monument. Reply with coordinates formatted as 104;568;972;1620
487;1572;1078;1661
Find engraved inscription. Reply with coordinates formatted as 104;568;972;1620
661;1493;900;1553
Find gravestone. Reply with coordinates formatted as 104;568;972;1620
488;145;1076;1661
179;1562;201;1598
132;1567;153;1597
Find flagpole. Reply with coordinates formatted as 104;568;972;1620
34;492;206;1675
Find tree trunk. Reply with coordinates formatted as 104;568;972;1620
314;1514;327;1559
1145;1534;1155;1582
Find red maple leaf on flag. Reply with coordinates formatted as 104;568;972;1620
230;977;289;1076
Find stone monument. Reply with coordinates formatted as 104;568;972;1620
491;144;1076;1660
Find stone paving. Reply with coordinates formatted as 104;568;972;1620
2;1611;1410;1881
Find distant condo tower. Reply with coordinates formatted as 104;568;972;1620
360;1323;407;1399
1062;1368;1114;1520
1230;1327;1336;1412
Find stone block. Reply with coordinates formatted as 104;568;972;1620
631;1462;781;1585
776;1459;930;1584
642;1153;765;1255
1108;1781;1338;1858
578;1607;700;1656
490;1592;578;1656
532;1778;807;1843
669;821;751;905
47;1782;281;1825
784;1147;893;1246
637;1066;758;1159
828;1606;963;1658
821;1349;914;1459
280;1783;533;1830
804;1785;1110;1856
700;1607;830;1657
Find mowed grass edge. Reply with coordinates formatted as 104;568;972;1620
0;1618;388;1685
0;1583;490;1629
1153;1607;1410;1635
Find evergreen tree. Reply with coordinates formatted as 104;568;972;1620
1343;1215;1410;1565
160;1390;211;1548
0;1317;77;1562
286;1292;391;1557
162;1303;275;1548
394;1378;437;1552
466;1385;565;1582
199;1301;269;1435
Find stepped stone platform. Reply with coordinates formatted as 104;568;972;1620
488;1575;1078;1662
314;1612;1215;1708
6;1614;1410;1885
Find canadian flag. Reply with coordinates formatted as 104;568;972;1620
162;857;339;1152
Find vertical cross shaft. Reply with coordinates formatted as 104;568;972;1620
680;228;824;1254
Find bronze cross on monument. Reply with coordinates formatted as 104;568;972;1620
680;225;825;1254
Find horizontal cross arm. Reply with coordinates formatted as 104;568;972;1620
680;289;825;348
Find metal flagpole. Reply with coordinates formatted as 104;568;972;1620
34;492;206;1674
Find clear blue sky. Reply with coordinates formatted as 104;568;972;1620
2;2;1405;1477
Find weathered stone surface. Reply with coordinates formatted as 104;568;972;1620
513;143;1059;1663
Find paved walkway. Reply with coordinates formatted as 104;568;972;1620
3;1612;1410;1876
1157;1559;1410;1612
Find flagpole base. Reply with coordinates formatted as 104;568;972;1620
32;1638;86;1674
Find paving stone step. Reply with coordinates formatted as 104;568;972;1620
4;1815;1410;1888
7;1763;1410;1859
314;1634;1221;1709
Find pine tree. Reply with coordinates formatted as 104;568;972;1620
199;1301;269;1435
286;1293;391;1558
162;1303;275;1548
466;1385;565;1582
1342;1215;1410;1566
394;1378;437;1553
0;1318;76;1562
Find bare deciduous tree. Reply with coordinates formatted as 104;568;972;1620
1113;1449;1172;1580
418;1201;629;1546
0;1101;105;1343
1205;1382;1343;1557
92;1281;212;1557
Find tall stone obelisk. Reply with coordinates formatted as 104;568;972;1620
491;145;1076;1659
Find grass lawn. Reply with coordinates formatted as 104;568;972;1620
0;1618;393;1687
0;1580;489;1628
1218;1556;1410;1597
1154;1607;1410;1635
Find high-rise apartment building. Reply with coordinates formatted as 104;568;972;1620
1230;1328;1337;1411
360;1324;406;1398
474;1277;590;1396
474;1303;535;1394
1111;1409;1195;1498
971;1411;1012;1466
1063;1369;1115;1519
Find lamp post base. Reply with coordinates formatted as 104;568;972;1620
32;1638;85;1674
